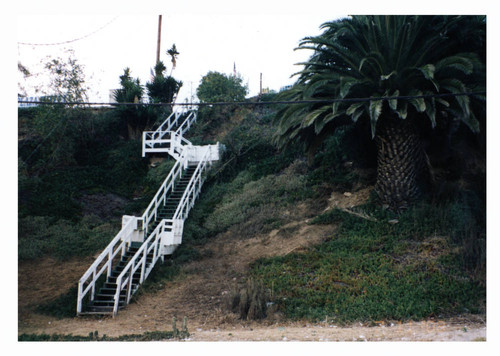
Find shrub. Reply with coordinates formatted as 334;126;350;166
18;215;117;261
227;278;270;320
203;168;310;237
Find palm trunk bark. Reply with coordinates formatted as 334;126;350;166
374;116;428;211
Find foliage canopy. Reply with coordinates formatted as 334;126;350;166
275;15;485;147
197;71;248;103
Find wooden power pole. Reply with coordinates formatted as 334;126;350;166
156;15;162;63
260;73;263;96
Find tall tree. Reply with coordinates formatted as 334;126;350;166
44;49;90;103
197;71;247;103
167;44;180;75
275;15;485;211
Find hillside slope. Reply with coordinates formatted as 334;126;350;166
18;103;486;341
17;187;485;340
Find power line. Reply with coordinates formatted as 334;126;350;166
17;16;119;47
17;91;486;107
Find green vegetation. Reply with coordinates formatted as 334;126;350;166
250;199;485;323
191;71;249;134
35;286;79;319
18;105;153;261
196;71;247;103
19;319;189;341
275;15;485;210
146;59;182;104
18;21;485;327
18;215;117;261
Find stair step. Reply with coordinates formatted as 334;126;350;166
91;301;117;307
87;303;125;312
94;294;126;302
130;242;143;249
81;161;202;315
99;288;122;295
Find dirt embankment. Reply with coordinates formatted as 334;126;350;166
18;188;486;341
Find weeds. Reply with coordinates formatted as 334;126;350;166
19;317;189;341
18;215;117;261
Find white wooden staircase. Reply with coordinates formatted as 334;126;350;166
77;108;220;316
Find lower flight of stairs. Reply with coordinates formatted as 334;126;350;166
86;241;151;314
84;165;197;314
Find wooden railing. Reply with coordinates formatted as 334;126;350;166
77;217;138;314
78;106;218;316
112;150;211;315
142;109;197;157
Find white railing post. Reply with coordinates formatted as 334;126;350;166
107;249;113;276
113;275;122;316
91;270;96;300
142;131;146;157
77;282;83;314
140;250;146;284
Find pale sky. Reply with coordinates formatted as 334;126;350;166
16;11;345;103
15;0;495;104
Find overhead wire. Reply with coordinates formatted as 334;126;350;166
17;16;119;47
18;90;485;165
17;91;486;107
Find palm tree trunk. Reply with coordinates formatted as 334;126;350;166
374;116;428;211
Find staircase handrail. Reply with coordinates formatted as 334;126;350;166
77;217;136;314
172;148;211;221
140;152;187;236
174;111;197;137
112;149;212;314
112;219;170;315
154;107;187;133
143;130;193;148
79;106;213;315
142;110;195;157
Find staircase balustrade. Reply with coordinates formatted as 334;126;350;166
77;107;219;316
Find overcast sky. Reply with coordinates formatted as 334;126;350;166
15;0;495;104
16;11;345;103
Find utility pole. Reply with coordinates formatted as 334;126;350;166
156;15;162;63
260;73;263;96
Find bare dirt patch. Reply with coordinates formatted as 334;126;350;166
18;256;94;310
325;186;372;211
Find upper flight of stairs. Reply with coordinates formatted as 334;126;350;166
77;109;220;316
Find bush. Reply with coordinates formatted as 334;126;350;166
18;215;117;261
228;278;270;320
35;286;78;319
203;167;311;237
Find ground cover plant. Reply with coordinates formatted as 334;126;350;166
250;198;485;323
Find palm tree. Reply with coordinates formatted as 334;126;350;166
275;15;485;211
167;44;180;76
146;61;183;104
